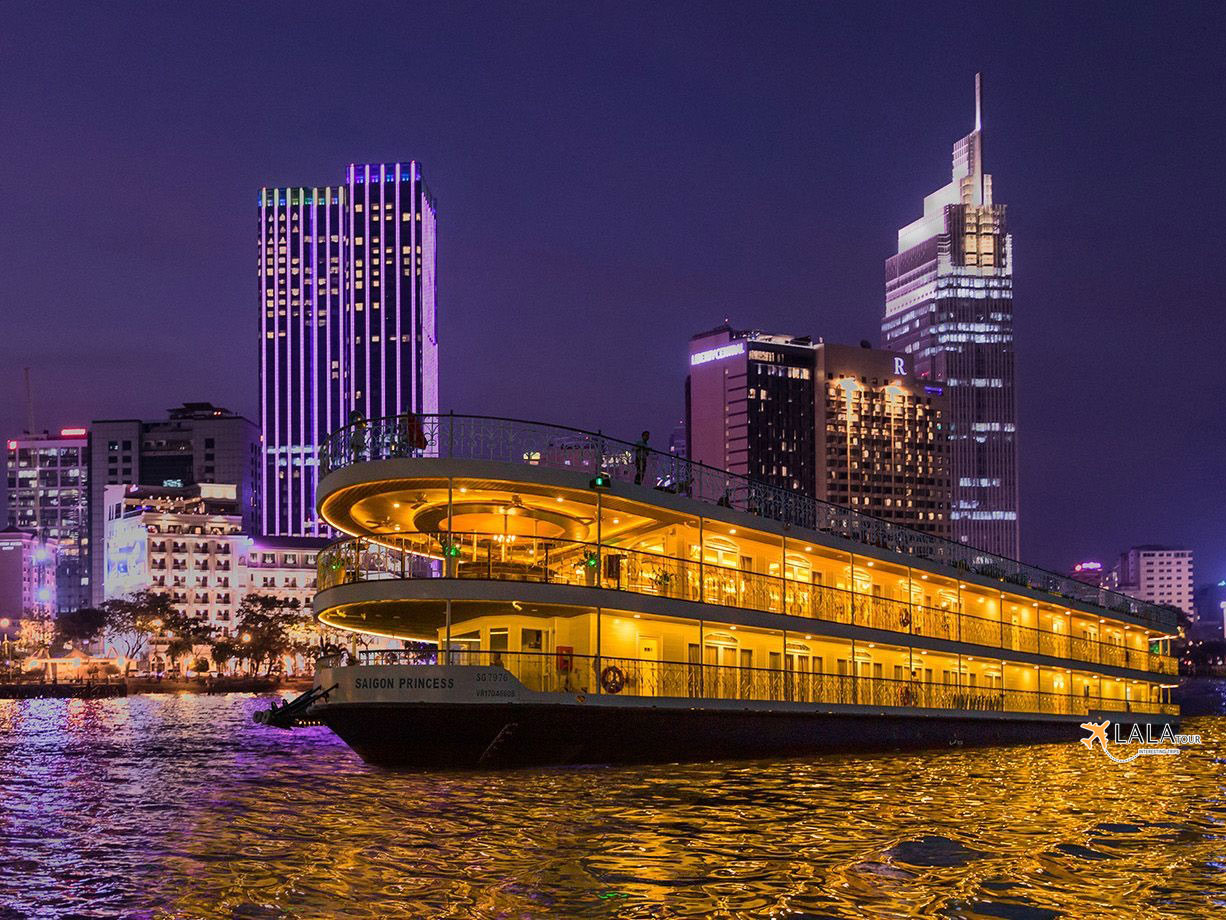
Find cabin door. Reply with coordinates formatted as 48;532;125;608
704;644;737;699
520;628;544;690
785;653;810;702
637;636;661;696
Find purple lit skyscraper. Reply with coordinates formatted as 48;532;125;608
259;163;438;536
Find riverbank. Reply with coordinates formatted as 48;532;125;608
129;675;314;694
0;675;314;699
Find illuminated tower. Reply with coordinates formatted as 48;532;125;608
343;163;438;422
259;185;344;537
259;163;438;536
881;74;1018;557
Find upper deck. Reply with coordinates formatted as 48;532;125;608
316;413;1176;634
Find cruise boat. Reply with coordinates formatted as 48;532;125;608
288;413;1178;768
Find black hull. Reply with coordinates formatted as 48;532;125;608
315;702;1151;769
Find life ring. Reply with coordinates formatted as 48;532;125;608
600;665;626;694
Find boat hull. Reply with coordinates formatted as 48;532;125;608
314;700;1168;769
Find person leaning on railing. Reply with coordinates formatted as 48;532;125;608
349;411;368;461
390;410;429;456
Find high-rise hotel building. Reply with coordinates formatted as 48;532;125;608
687;325;951;537
881;74;1019;558
259;162;438;536
5;429;89;611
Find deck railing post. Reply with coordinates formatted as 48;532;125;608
444;599;452;665
595;607;602;695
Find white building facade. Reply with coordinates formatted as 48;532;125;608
1114;546;1194;619
103;485;328;637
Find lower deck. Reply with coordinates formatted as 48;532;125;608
310;657;1178;768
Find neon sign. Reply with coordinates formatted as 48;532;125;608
690;343;745;367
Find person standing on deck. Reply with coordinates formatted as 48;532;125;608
634;431;651;485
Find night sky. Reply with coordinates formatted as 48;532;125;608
2;3;1223;582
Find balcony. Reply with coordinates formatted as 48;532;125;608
318;534;1176;678
317;414;1176;633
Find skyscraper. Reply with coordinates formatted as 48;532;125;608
687;325;951;537
5;428;89;611
259;162;438;536
881;74;1019;557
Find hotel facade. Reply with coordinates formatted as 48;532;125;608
103;483;327;637
686;326;951;538
88;403;259;606
259;162;438;537
881;74;1019;557
271;413;1177;767
0;526;57;624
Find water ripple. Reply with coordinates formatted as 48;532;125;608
0;698;1221;918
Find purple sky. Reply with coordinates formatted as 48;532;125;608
1;2;1223;582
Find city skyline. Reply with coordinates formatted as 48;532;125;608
2;4;1223;582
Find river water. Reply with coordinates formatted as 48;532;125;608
0;694;1222;919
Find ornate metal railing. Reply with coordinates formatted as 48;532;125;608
317;413;1177;632
325;649;1176;717
317;534;1177;677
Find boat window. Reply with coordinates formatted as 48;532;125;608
703;536;739;568
783;553;811;582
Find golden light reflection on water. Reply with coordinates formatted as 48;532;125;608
0;695;1222;918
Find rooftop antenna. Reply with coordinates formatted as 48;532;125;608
23;367;34;435
974;72;985;203
975;71;982;132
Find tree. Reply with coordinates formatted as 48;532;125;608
210;637;240;676
102;591;181;674
55;607;108;652
17;611;55;658
234;594;311;675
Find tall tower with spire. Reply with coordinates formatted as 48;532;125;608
881;74;1019;558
